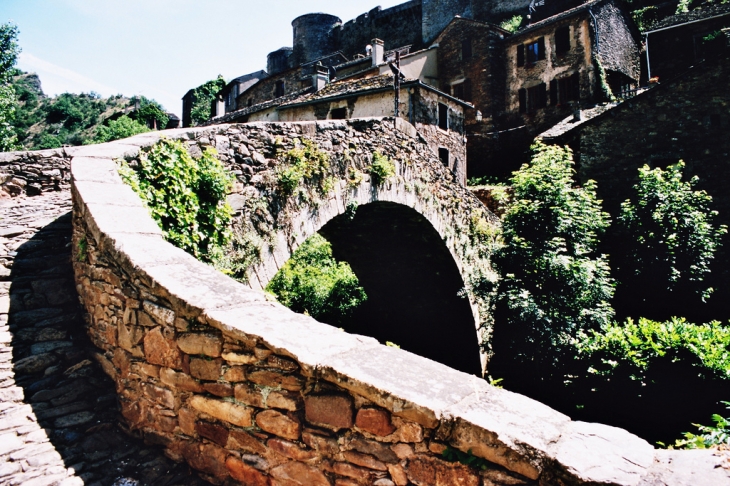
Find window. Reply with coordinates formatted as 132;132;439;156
330;107;347;119
555;27;570;56
438;103;448;130
517;37;546;67
247;98;253;107
461;38;472;60
452;79;472;102
549;72;580;105
275;80;285;97
439;148;449;167
519;83;547;113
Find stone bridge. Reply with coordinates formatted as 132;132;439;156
0;118;727;485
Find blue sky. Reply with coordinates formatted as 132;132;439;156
2;0;405;116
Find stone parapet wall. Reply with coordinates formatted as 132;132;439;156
0;147;75;197
65;121;729;485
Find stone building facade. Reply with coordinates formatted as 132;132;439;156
196;0;641;179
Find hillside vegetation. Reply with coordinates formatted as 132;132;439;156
11;72;169;150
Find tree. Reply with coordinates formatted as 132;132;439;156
0;23;20;151
266;234;367;327
613;162;727;319
92;115;149;143
490;142;614;381
130;96;168;129
190;75;225;126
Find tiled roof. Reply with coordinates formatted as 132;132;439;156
645;3;730;32
202;87;313;126
511;0;603;39
280;75;400;107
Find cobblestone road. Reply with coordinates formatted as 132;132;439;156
0;191;208;486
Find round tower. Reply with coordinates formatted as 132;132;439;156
291;13;342;65
267;47;293;75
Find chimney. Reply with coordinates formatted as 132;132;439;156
371;38;384;67
312;62;329;92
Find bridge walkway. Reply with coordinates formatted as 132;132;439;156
0;190;206;486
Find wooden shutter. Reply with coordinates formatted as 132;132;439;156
518;88;526;113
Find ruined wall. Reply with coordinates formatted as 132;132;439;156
336;1;424;60
65;121;728;486
0;147;73;197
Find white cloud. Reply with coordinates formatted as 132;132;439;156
17;52;119;97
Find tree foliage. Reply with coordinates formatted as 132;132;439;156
0;23;20;151
130;96;169;129
266;234;367;327
614;162;726;319
92;115;149;143
490;142;614;374
190;75;225;126
118;137;233;261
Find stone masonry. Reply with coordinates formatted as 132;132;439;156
1;120;729;485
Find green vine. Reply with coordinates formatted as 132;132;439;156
118;137;233;262
276;139;331;197
593;54;615;102
369;152;396;185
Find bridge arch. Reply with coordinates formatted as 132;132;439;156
222;118;499;373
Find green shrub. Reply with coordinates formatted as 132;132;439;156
118;137;233;261
673;402;730;449
266;234;367;326
499;15;523;33
489;141;614;376
576;317;730;380
276;139;331;196
92;115;150;143
369;152;395;185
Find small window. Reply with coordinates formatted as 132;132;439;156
452;79;472;102
518;39;546;67
550;72;580;105
247;98;253;107
462;38;472;60
275;80;285;97
555;27;570;56
439;148;449;167
330;107;347;119
438;103;448;130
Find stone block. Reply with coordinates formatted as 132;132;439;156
188;396;253;428
387;463;409;486
179;440;229;480
405;455;479;486
144;327;182;369
345;437;399;463
267;438;317;461
223;365;247;382
177;333;222;357
142;383;175;409
178;407;197;436
234;383;265;408
267;390;300;412
203;382;233;397
142;300;175;326
227;429;268;455
189;357;223;381
256;410;301;441
305;394;354;431
343;450;388;471
270;461;330;486
356;407;395;437
226;456;270;486
333;461;372;481
247;369;303;391
195;421;229;447
302;430;340;456
159;367;204;393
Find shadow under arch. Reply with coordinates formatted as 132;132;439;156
318;201;482;375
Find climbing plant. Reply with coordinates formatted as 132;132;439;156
118;137;233;262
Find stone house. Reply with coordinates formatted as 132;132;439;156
215;71;268;116
644;3;730;82
207;73;472;184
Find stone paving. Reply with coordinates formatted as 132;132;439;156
0;191;208;486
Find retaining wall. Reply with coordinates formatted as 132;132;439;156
3;119;726;484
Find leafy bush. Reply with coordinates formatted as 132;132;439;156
613;162;726;319
276;139;331;196
92;115;150;143
577;317;730;380
490;142;614;377
674;402;730;449
369;152;395;185
118;137;233;261
266;234;367;326
499;15;523;33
